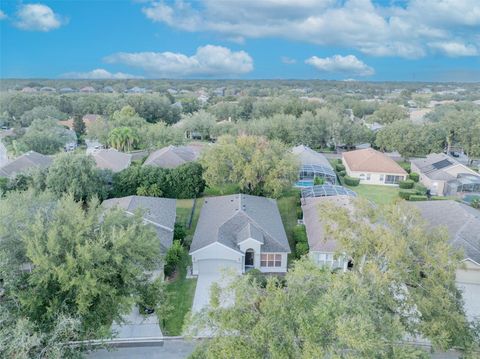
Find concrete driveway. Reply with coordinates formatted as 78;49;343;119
111;306;162;339
192;273;223;313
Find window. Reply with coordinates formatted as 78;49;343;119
366;173;371;180
315;252;344;269
385;175;403;184
379;174;384;182
261;253;282;267
359;173;365;179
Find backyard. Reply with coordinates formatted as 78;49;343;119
346;184;400;205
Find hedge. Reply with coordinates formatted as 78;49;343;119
344;176;360;186
335;163;345;171
338;170;346;177
414;183;427;195
399;189;416;200
408;195;428;201
399;179;414;189
408;172;420;182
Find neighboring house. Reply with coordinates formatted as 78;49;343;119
190;194;291;276
342;148;407;185
40;86;56;93
58;114;100;133
292;145;336;187
59;87;75;93
102;196;176;254
412;200;480;319
90;148;132;173
21;87;37;93
143;145;200;169
411;153;480;196
0;151;52;178
302;195;354;271
80;86;96;93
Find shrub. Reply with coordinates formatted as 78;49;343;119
399;179;414;189
344;176;360;186
296;242;309;257
408;195;428;201
335;163;345;172
414;183;427;195
472;198;480;209
296;206;303;220
164;240;186;277
338;170;346;177
408;172;420;182
399;189;416;200
247;269;267;288
399;162;411;173
314;177;325;185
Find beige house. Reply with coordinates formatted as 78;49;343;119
411;153;480;196
342;148;407;185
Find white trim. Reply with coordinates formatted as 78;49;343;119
237;237;263;246
189;241;243;256
461;258;480;266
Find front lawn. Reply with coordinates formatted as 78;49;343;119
161;255;197;336
346;184;400;205
277;189;301;259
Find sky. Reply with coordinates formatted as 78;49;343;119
0;0;479;81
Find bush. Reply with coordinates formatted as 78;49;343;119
344;176;360;186
314;177;325;185
338;170;346;177
399;189;416;200
247;269;267;288
296;206;303;220
335;163;345;172
408;172;420;182
399;162;411;173
164;241;186;277
408;195;428;201
399;179;414;189
472;198;480;209
295;242;309;257
414;183;427;195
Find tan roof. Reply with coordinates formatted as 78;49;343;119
342;148;407;175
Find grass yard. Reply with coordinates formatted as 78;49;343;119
203;183;240;196
277;189;301;260
161;255;197;336
176;198;204;237
346;184;400;205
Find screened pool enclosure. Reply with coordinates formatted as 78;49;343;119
296;164;337;187
301;184;357;198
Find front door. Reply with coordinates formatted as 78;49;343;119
245;249;254;268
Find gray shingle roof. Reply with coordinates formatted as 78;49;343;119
302;196;355;252
102;196;176;252
143;145;199;169
412;200;480;264
411;153;478;181
90;149;132;173
190;194;290;254
292;145;333;169
0;151;52;178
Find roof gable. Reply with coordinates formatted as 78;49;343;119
343;148;406;175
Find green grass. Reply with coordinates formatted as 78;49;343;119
203;183;240;196
161;256;197;336
277;190;301;261
346;184;400;205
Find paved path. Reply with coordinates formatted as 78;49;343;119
111;306;163;339
192;273;222;313
0;140;8;167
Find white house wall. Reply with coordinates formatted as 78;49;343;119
238;238;262;269
259;253;288;273
191;243;243;275
342;159;405;186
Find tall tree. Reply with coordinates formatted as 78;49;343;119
200;135;298;197
72;114;86;139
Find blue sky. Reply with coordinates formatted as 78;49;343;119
1;0;479;81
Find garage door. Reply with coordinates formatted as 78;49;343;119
197;259;240;275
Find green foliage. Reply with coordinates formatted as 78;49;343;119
413;182;428;195
112;162;205;199
164;240;186;277
73;115;86;139
246;269;267;288
174;223;187;243
46;153;110;201
0;191;163;343
313;176;325;185
335;163;345;171
344;175;360;186
108;126;139;152
372;103;408;124
338;170;346;177
408;195;428;201
471;198;480;209
201;135;298;198
399;179;414;189
408;172;420;182
398;189;416;200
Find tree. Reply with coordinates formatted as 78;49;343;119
0;191;164;343
188;200;478;358
182;110;217;140
72;114;86;139
372;104;409;124
46;153;109;201
19;118;75;155
108;126;139;152
375;120;425;159
200;135;298;197
19;105;67;127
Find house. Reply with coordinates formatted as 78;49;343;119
102;196;176;254
40;86;56;93
90;148;132;173
342;148;407;185
59;87;75;93
301;195;354;271
189;194;291;276
412;200;480;319
0;151;52;178
411;153;480;196
80;86;96;93
21;87;37;93
143;145;200;169
292;145;336;186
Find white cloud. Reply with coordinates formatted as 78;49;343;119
141;0;480;58
281;56;296;64
305;55;374;76
104;45;254;77
61;69;142;79
428;41;478;57
0;10;7;20
15;4;63;31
